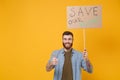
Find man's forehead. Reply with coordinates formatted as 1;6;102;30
63;35;73;38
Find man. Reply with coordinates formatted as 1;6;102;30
46;31;93;80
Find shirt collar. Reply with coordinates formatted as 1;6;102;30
61;48;75;54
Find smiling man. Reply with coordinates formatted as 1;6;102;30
46;31;93;80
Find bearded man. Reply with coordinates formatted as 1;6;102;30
46;31;93;80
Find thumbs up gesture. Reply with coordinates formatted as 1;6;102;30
51;57;58;65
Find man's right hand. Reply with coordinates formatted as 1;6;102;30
46;57;58;72
51;57;58;65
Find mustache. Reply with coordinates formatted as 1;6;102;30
63;42;73;49
64;42;71;44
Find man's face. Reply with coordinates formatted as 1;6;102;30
62;35;73;50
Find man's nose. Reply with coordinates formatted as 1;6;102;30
65;39;69;42
66;39;70;43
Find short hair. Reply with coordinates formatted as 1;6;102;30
62;31;73;37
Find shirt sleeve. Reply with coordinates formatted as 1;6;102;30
81;55;93;73
81;57;87;70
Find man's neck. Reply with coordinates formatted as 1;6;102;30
64;48;72;52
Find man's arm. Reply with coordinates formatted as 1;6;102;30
46;62;55;72
46;57;58;72
83;49;93;73
85;59;93;73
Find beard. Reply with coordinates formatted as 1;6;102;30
63;42;73;50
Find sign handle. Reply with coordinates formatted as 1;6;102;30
83;29;86;50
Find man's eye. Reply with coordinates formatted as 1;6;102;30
68;38;72;40
64;38;67;40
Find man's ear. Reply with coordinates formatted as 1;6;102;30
72;38;74;41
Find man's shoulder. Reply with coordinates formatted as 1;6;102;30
72;48;80;52
52;48;64;54
52;48;83;54
72;49;82;55
51;49;64;57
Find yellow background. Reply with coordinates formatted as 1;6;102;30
0;0;120;80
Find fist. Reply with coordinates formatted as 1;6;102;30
83;49;88;60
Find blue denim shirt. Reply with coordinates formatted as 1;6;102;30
49;48;91;80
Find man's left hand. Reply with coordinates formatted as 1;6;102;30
83;49;88;60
